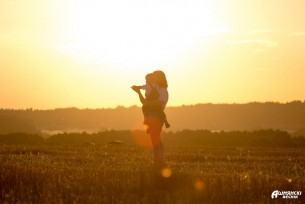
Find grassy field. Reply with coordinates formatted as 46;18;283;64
0;144;304;203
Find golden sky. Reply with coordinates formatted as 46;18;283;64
1;0;305;109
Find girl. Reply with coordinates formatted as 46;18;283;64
132;70;169;165
132;73;169;131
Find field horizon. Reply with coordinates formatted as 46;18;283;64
1;101;305;134
1;106;305;203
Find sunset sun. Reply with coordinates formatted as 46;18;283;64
1;0;305;109
56;0;228;70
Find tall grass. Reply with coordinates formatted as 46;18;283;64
1;144;304;203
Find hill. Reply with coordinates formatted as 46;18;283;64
1;101;305;134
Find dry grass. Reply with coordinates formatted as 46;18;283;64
0;144;304;203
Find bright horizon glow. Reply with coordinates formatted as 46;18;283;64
1;0;305;109
56;0;230;66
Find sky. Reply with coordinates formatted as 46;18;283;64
1;0;305;109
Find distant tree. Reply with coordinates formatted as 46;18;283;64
0;133;43;144
0;115;37;134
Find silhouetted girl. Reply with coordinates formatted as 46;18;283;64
132;70;169;166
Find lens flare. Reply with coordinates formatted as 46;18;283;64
161;168;172;178
194;179;205;191
131;130;151;147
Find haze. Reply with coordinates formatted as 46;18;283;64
1;0;305;109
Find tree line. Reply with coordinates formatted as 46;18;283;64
1;129;305;147
1;101;305;133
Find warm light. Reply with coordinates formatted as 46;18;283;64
56;0;228;69
2;0;305;109
131;130;151;147
287;178;292;183
161;168;172;178
194;179;205;191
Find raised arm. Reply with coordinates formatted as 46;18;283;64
131;85;145;104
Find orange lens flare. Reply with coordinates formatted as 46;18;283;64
194;179;205;191
161;168;172;178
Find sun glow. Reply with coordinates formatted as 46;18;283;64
56;0;229;69
2;0;304;109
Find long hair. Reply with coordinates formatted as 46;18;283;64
145;73;155;83
153;70;168;88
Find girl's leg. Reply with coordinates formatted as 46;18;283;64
150;132;163;164
148;117;164;165
157;141;164;164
